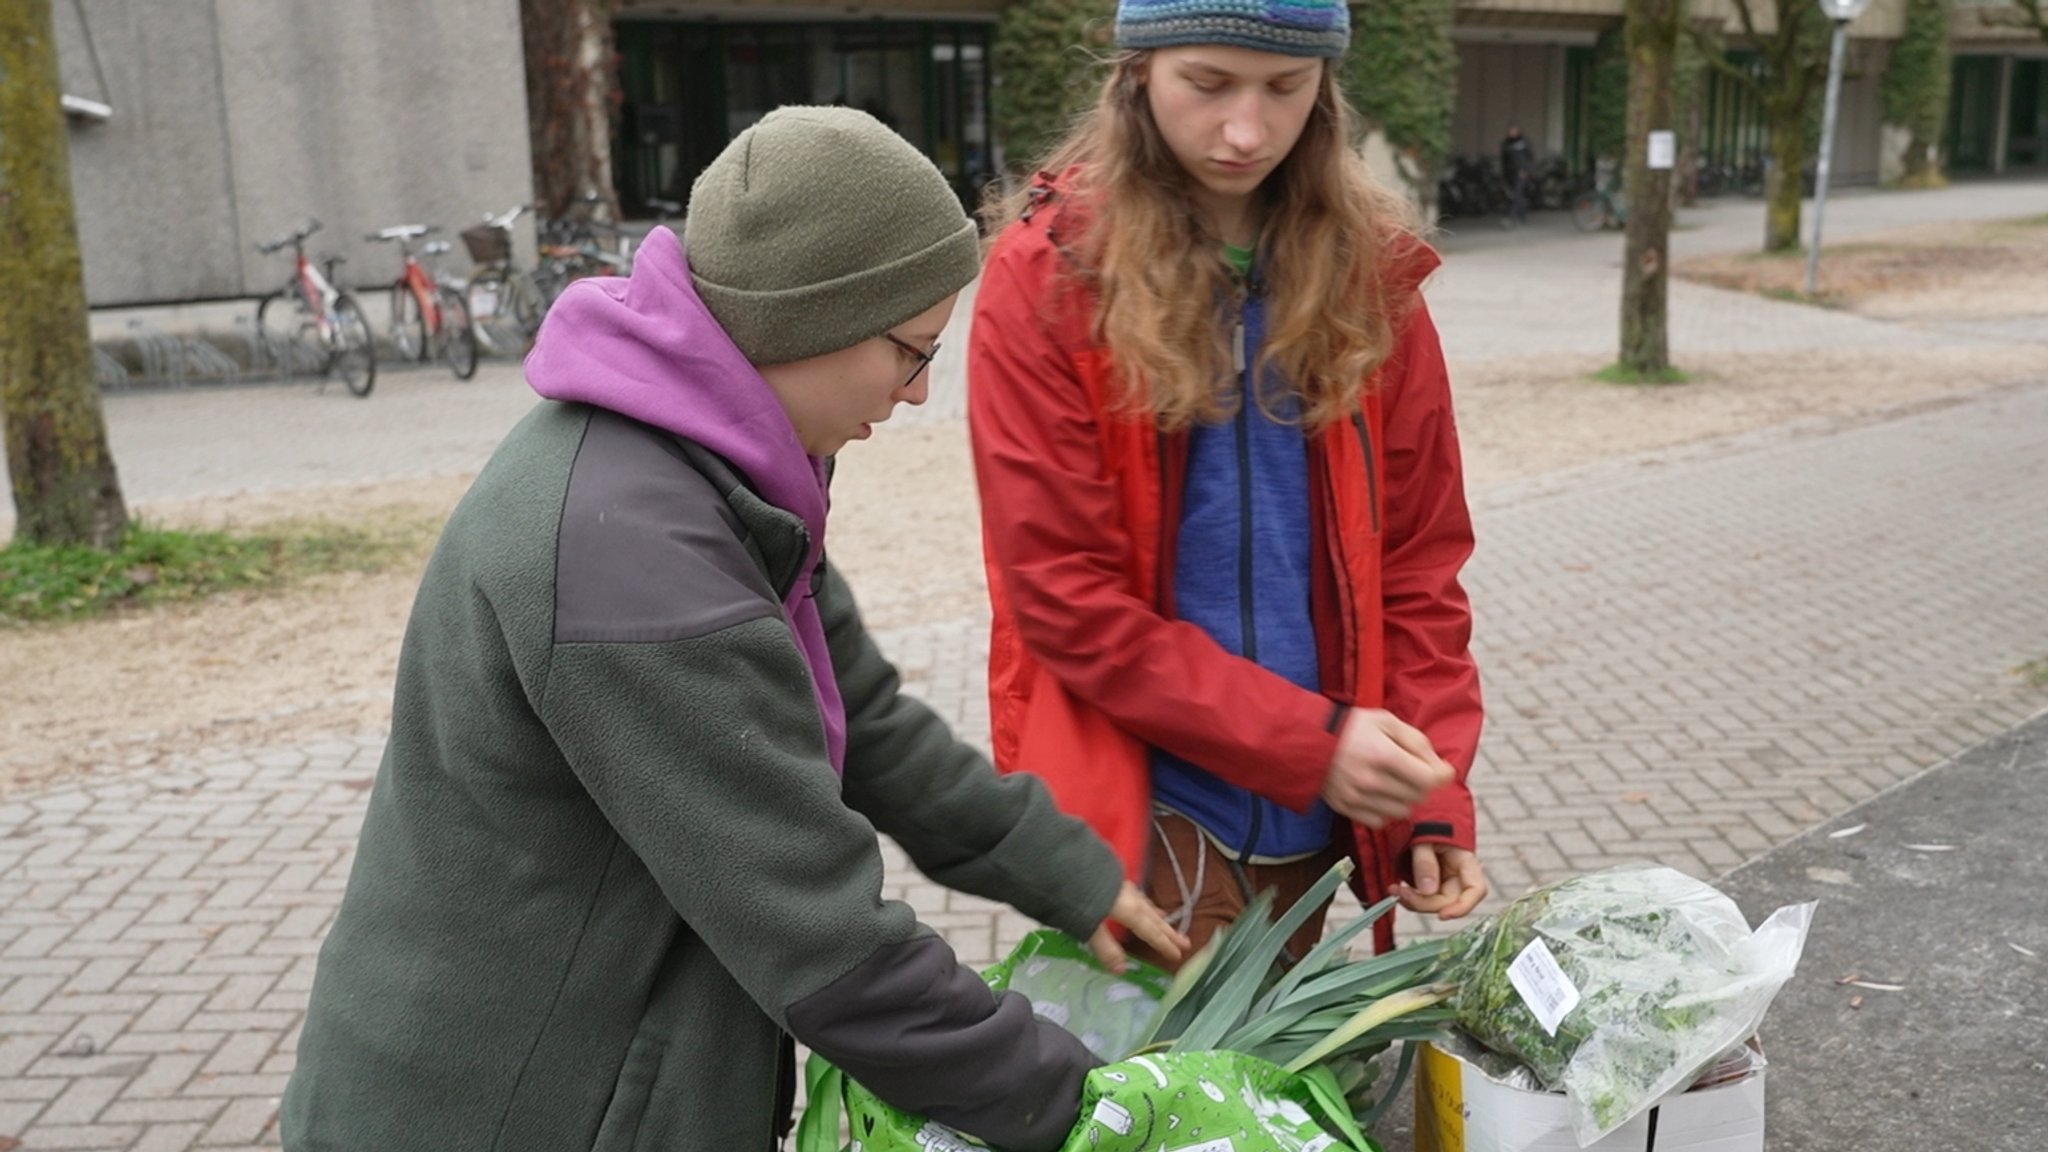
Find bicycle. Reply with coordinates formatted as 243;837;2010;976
1571;180;1628;232
540;192;679;273
463;205;554;355
254;219;377;397
367;224;478;380
1533;154;1573;211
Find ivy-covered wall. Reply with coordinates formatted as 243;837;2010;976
991;0;1114;175
1589;27;1631;166
989;0;1460;201
1343;0;1459;193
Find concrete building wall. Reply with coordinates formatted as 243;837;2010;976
54;1;245;305
56;0;535;308
1453;38;1575;160
1834;39;1892;185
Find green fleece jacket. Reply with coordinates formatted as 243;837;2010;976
280;403;1125;1152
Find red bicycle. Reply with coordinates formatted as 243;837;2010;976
368;224;479;380
254;219;377;397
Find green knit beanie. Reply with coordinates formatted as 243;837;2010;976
684;107;981;365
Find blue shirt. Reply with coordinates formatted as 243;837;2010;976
1149;271;1337;860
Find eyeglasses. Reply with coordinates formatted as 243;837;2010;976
884;333;940;392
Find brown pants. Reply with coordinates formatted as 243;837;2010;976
1128;811;1346;973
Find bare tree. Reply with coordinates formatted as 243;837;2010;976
521;0;622;220
1693;0;1832;251
0;0;129;548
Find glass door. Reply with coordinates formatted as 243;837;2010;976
1947;57;2001;173
2007;60;2046;170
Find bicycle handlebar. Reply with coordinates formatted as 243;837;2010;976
482;204;530;231
368;224;439;243
255;217;322;255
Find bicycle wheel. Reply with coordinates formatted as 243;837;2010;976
1571;191;1609;233
330;293;377;397
469;269;537;354
255;290;319;379
255;290;293;374
435;287;479;380
505;270;546;344
391;285;428;362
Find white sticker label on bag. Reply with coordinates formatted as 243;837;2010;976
1507;937;1581;1036
1092;1099;1135;1136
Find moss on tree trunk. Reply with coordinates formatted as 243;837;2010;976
1700;0;1828;253
0;0;129;548
1764;95;1807;252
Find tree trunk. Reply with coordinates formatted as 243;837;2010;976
1620;0;1681;374
521;0;621;220
1764;96;1807;252
1900;135;1942;186
0;0;129;548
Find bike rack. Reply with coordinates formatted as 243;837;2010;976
115;321;249;390
91;347;129;389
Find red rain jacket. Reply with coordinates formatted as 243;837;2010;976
967;176;1483;952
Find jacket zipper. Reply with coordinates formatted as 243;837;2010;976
1350;412;1383;535
1235;405;1257;665
1232;299;1257;665
1233;300;1266;860
1240;796;1265;864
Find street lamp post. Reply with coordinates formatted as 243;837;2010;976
1805;0;1873;296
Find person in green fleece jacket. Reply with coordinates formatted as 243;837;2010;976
280;107;1188;1152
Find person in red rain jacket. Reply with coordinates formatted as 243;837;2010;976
967;0;1487;966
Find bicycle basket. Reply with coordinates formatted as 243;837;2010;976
461;224;511;265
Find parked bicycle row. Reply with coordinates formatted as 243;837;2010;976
247;196;680;398
1436;151;1808;230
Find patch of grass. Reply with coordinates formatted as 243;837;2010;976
0;522;399;624
2018;658;2048;688
1593;363;1693;386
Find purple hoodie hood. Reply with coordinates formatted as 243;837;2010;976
524;226;846;772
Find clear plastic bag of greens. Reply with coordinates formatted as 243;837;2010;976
985;930;1170;1060
1435;864;1814;1146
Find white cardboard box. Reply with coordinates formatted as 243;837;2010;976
1413;1042;1766;1152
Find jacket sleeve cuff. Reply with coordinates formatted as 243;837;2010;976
1406;783;1476;853
1039;835;1124;943
787;935;1099;1152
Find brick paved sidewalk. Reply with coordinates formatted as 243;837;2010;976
5;373;2046;1150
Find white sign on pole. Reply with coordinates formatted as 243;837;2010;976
1648;130;1677;170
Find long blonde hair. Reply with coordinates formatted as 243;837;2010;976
986;52;1422;431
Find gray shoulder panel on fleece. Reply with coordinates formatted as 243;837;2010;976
786;934;1098;1152
553;410;781;644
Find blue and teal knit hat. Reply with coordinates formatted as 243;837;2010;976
1115;0;1350;58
